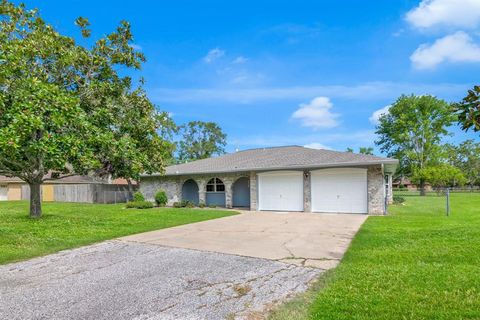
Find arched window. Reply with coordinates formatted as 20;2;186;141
206;178;225;192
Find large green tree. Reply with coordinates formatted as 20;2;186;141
375;94;455;195
444;140;480;187
0;1;173;217
453;85;480;133
412;164;466;193
177;121;227;161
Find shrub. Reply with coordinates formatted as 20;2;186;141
393;195;405;204
173;200;196;208
184;201;195;208
208;204;217;208
198;202;206;208
154;190;168;207
133;191;145;202
126;201;154;209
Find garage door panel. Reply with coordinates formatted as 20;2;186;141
311;168;367;214
258;171;303;211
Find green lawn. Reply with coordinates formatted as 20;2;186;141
269;193;480;320
0;201;236;265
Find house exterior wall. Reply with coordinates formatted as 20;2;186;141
140;172;250;208
141;164;386;214
7;184;22;200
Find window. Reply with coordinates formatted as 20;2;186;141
206;178;225;192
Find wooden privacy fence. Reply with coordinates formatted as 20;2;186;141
21;184;137;204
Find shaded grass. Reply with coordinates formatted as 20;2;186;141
269;193;480;320
0;201;236;264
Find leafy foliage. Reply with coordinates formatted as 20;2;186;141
345;147;374;155
154;190;168;207
412;164;466;190
0;1;174;217
375;95;454;193
444;140;480;186
125;201;154;209
177;121;227;162
453;85;480;133
133;191;145;202
392;195;405;204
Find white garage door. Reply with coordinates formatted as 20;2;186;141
311;168;367;214
0;185;7;201
258;171;303;211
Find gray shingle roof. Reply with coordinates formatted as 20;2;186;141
148;146;398;176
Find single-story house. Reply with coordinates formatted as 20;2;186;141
140;146;398;215
0;175;137;203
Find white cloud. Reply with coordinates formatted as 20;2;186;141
410;31;480;69
406;0;480;29
369;105;391;125
150;81;467;104
232;56;248;64
304;143;331;150
291;97;340;130
203;48;225;63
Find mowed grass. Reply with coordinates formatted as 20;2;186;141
269;193;480;320
0;201;236;265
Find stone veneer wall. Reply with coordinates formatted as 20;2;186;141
141;165;386;214
367;164;385;215
140;172;250;208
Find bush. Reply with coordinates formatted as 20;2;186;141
208;204;217;208
154;190;168;207
198;202;206;208
133;191;145;202
172;200;196;208
184;200;195;208
393;195;405;204
126;201;154;209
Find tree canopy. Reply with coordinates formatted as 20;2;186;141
412;164;466;192
0;1;174;217
375;94;454;195
453;85;480;133
177;121;227;161
444;140;480;187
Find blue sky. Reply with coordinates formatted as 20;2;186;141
26;0;480;153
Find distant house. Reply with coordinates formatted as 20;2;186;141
392;177;432;191
0;175;137;203
141;146;398;215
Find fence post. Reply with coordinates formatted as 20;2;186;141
446;187;450;217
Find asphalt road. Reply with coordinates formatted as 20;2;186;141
0;240;320;320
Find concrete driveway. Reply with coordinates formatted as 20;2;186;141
0;211;366;320
121;211;367;269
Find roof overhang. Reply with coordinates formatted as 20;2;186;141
142;159;399;177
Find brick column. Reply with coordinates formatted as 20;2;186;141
249;171;257;211
387;174;393;204
303;171;311;212
197;179;206;205
367;165;384;215
225;181;233;208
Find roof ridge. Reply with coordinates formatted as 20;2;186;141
234;145;303;153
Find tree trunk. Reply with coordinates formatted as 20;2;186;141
29;182;42;218
419;179;426;196
126;179;134;201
